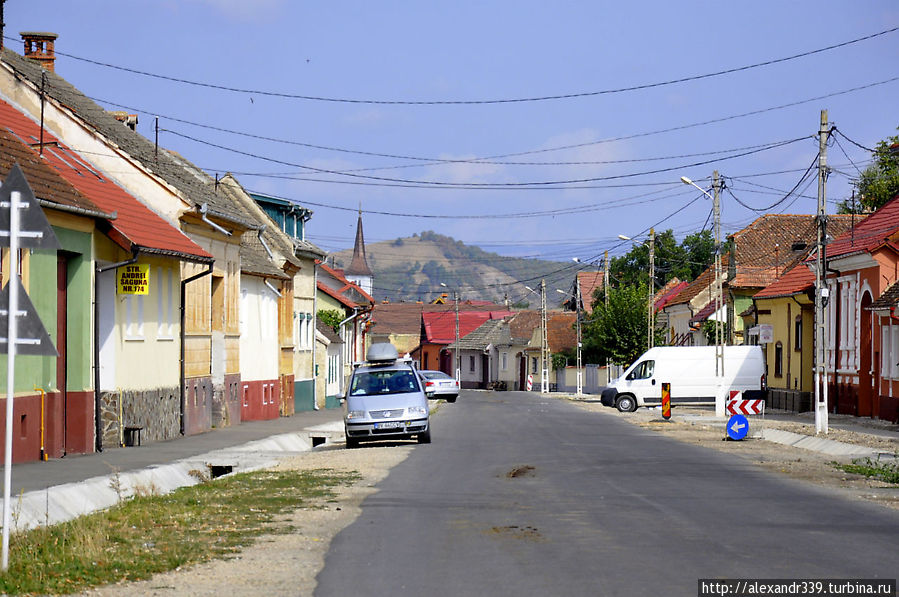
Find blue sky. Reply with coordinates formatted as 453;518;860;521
4;1;898;271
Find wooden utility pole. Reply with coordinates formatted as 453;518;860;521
814;110;830;435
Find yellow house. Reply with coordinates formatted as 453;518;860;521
749;265;816;412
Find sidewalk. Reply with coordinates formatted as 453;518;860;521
4;408;346;531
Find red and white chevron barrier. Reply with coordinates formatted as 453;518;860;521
726;390;765;416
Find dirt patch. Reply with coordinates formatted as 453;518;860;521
571;400;899;510
506;465;536;478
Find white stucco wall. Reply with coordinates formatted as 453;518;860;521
239;276;279;382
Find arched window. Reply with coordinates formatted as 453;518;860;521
774;341;784;377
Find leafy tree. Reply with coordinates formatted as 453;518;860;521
318;309;344;334
610;229;714;291
582;283;662;367
839;129;899;213
551;352;570;371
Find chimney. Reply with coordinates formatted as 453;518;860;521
21;31;58;72
109;111;139;131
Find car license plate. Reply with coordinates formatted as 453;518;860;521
375;421;404;429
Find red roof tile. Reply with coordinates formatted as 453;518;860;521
825;194;899;261
422;309;513;344
753;265;814;299
0;99;211;262
577;270;605;313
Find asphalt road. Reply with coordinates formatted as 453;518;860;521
315;390;899;597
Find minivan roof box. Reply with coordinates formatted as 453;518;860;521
366;342;399;363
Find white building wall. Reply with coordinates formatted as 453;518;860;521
239;276;279;382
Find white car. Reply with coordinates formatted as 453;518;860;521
419;370;459;403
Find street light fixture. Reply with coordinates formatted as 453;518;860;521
439;282;461;383
681;172;726;417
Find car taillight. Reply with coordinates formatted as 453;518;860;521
426;381;435;388
761;374;766;390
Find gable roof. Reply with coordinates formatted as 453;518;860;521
869;279;899;311
0;99;211;263
728;214;854;289
317;261;375;306
0;48;255;231
546;311;577;353
448;318;512;350
576;270;604;313
752;264;815;300
825;194;899;262
666;254;730;308
653;277;688;311
421;309;513;344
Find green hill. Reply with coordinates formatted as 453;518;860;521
330;231;578;306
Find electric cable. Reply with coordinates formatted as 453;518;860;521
34;26;898;104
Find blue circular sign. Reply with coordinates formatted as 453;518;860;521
727;414;749;441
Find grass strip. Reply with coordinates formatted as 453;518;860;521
833;455;899;484
0;467;359;595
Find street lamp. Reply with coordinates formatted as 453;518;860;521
681;172;726;417
618;229;656;350
556;286;583;396
524;281;549;393
439;282;460;383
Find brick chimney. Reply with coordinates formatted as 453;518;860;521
21;31;58;72
109;111;139;131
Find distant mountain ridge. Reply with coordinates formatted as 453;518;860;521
330;231;578;306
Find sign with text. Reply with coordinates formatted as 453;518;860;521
117;264;149;295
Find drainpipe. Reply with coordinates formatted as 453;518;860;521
339;307;361;383
198;203;232;237
311;260;320;409
94;251;139;453
180;264;213;435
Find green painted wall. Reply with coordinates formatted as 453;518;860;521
0;226;92;393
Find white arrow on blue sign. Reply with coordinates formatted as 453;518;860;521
727;414;749;441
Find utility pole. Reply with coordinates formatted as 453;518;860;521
647;228;655;350
713;171;724;378
454;289;460;384
814;110;830;435
603;250;610;307
540;279;549;393
575;274;583;396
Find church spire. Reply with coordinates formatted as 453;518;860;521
345;209;373;295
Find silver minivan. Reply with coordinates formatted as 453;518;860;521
343;343;431;448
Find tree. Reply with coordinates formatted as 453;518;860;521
582;283;662;367
839;129;899;213
318;309;344;334
610;229;714;291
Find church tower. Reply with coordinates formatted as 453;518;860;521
345;209;373;295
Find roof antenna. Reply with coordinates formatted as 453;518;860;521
215;173;219;193
0;0;5;51
154;117;159;163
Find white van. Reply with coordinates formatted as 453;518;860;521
600;346;766;412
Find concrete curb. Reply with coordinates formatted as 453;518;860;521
10;422;346;532
760;428;895;460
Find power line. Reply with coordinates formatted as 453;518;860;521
38;26;899;105
83;76;897;168
166;128;809;188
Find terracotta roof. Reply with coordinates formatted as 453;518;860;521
752;264;815;300
728;214;854;289
869;280;899;311
689;300;722;326
546;311;577;353
318;262;375;305
317;281;359;309
507;310;541;343
825;194;899;262
653;278;688;311
0;99;212;262
577;270;605;313
421;310;513;344
666;254;729;308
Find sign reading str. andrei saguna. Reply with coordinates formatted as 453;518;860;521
117;264;150;295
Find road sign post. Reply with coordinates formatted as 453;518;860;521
0;164;60;571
